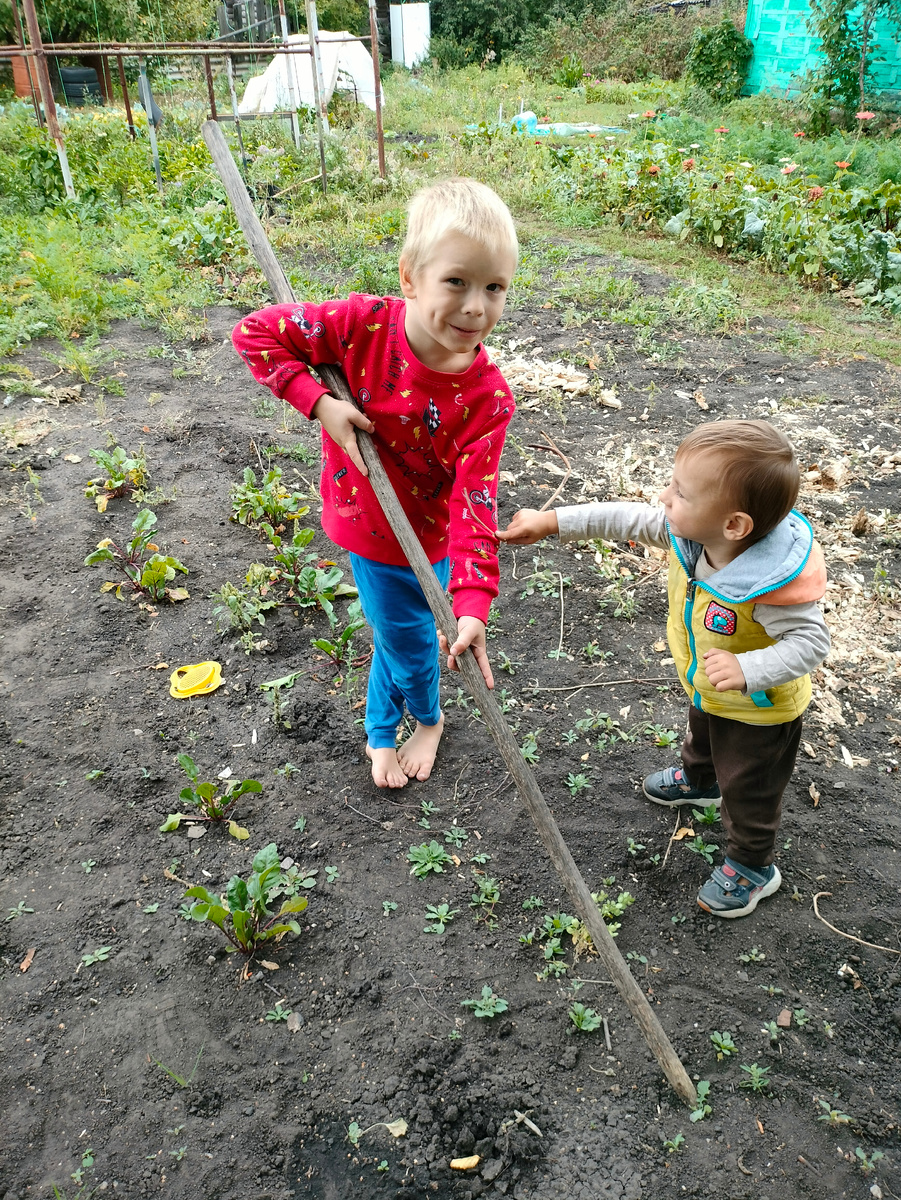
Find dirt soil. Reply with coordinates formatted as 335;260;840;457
2;266;901;1200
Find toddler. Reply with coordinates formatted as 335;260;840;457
500;420;830;918
233;178;518;788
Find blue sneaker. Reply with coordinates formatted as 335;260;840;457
697;858;782;919
642;766;721;808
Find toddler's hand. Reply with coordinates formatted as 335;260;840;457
703;648;746;693
311;393;375;477
438;617;494;689
497;508;559;545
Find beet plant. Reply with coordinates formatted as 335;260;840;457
184;843;307;957
160;754;261;840
84;443;149;512
230;466;308;532
84;509;188;603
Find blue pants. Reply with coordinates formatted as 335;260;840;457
350;553;450;749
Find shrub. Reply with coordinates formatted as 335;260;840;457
685;19;753;102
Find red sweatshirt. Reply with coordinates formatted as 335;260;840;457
232;294;515;623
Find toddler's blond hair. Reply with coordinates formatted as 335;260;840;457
400;177;518;278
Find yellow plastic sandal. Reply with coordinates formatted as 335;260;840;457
169;661;223;699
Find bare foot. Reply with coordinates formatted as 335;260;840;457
397;714;445;781
366;744;408;789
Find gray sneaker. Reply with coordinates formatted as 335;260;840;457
642;765;721;808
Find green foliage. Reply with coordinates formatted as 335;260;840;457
210;580;276;633
739;1062;771;1093
553;54;586;89
855;1147;885;1175
817;1098;852;1125
461;984;508;1018
0;0;212;42
689;1080;712;1123
423;903;459;934
84;443;149;512
84;508;188;603
710;1029;737;1060
311;601;366;667
685;20;753;102
430;0;528;66
568;1002;602;1031
230;466;309;531
159;754;261;839
662;1132;685;1154
802;0;900;129
407;841;453;878
81;946;113;965
470;876;502;924
184;842;308;956
685;836;717;865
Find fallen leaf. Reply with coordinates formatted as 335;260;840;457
598;389;621;409
851;507;870;536
674;390;692;400
228;821;250;840
672;827;694;841
147;662;169;670
653;639;667;652
384;1119;408;1139
4;413;52;448
809;783;820;807
20;947;36;972
693;388;709;411
450;1156;481;1171
286;1011;302;1033
840;744;854;768
756;1118;765;1135
63;453;82;463
186;825;206;839
259;960;279;971
802;741;817;758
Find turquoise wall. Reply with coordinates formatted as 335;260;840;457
744;0;901;97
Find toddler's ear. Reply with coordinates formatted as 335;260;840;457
398;256;416;299
724;511;754;542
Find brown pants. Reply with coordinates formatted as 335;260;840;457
680;706;803;870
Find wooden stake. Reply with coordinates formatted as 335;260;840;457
202;119;697;1110
19;0;75;197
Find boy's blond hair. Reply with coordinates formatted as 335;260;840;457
677;419;800;543
400;177;518;278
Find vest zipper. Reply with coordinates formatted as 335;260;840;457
684;580;703;710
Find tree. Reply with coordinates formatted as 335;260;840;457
803;0;901;127
0;0;215;44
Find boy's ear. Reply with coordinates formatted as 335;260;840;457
398;255;417;299
724;511;754;542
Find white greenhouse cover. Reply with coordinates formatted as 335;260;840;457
238;32;380;114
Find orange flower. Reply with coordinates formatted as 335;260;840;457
794;130;806;138
714;126;729;133
856;110;876;119
835;160;851;169
780;164;798;175
646;164;661;175
643;110;656;119
682;158;695;171
807;186;824;201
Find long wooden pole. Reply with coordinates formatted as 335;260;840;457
367;0;386;180
19;0;75;198
201;119;697;1110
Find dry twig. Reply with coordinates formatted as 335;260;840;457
812;891;901;955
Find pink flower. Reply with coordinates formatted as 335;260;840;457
643;110;656;119
781;164;798;175
856;110;876;119
794;130;806;138
682;158;695;171
714;126;729;133
808;186;824;201
835;160;851;169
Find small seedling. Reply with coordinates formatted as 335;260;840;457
739;946;766;963
160;754;261;840
763;1020;780;1044
689;1080;712;1123
230;466;308;530
644;723;678;747
143;902;160;914
376;1159;389;1172
81;860;97;874
823;1021;836;1040
85;769;104;781
443;826;469;847
692;804;721;826
311;603;366;668
381;900;397;917
85;443;149;511
739;1063;771;1093
461;985;508;1019
793;1008;811;1027
407;841;453;878
293;814;307;830
81;946;113;965
710;1030;738;1060
522;895;544;911
447;1028;462;1041
470;877;502;924
276;764;301;778
497;650;517;674
470;851;490;865
565;771;592;796
149;1045;203;1089
420;801;439;819
626;950;648;965
6;899;34;921
817;1098;852;1126
855;1147;884;1175
662;1133;685;1154
685;836;717;865
520;731;540;763
568;1003;602;1032
626;838;645;857
265;1003;293;1022
671;912;687;925
324;865;339;883
423;903;459;934
758;983;783;997
184;843;307;957
85;508;189;603
562;729;579;745
168;1146;187;1162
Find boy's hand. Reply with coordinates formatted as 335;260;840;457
703;648;746;693
311;393;375;477
498;508;559;545
438;617;494;689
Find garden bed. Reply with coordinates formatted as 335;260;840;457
1;273;900;1200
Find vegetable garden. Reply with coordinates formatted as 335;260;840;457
1;42;901;1200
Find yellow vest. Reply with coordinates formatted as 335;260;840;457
666;555;812;725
